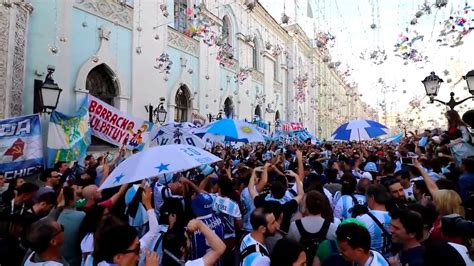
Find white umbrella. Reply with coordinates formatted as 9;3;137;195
150;122;205;148
155;121;200;133
99;144;222;189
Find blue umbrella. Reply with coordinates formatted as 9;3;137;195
197;119;265;143
330;119;389;141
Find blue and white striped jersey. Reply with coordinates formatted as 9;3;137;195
356;210;391;254
239;233;270;266
334;194;367;220
241;187;255;232
210;194;242;239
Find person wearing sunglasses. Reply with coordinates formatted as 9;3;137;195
24;218;68;265
90;223;159;266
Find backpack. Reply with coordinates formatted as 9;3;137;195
366;211;392;256
239;242;270;265
295;219;331;265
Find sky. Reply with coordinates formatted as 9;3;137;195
259;0;474;127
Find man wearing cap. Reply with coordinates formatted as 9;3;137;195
189;192;224;264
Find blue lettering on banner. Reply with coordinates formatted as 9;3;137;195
0;119;31;137
196;157;213;164
180;147;201;157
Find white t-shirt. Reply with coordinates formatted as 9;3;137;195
364;250;389;266
186;258;205;266
23;252;64;266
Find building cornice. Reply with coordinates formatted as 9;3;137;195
73;0;133;29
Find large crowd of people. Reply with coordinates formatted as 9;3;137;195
0;109;474;266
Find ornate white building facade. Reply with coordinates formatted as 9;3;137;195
0;0;372;140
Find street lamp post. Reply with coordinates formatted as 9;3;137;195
422;71;474;110
145;97;167;124
39;65;62;113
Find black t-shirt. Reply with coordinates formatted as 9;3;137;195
253;194;298;232
400;245;425;266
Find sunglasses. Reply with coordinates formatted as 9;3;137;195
121;244;141;256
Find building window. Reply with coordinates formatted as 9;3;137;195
174;0;187;33
254;105;261;119
252;37;259;70
223;97;234;118
86;64;118;147
175;85;190;122
222;15;232;47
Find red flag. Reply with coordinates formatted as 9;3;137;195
4;138;25;161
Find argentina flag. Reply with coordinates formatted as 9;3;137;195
47;96;91;167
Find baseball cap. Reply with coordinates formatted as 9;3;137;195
191;192;214;217
340;218;367;228
364;162;378;172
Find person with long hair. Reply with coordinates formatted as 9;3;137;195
445;110;474;166
430;189;466;245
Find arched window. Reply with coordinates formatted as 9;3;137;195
222;15;233;47
275;110;280;121
255;105;261;119
175;85;190;122
86;64;118;146
223;97;234;118
252;37;259;70
86;64;118;105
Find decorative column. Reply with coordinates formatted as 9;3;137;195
0;2;33;118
